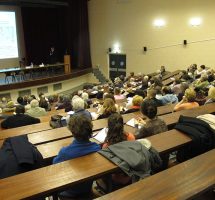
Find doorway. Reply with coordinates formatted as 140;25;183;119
109;54;126;81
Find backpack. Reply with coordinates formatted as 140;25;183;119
50;115;65;128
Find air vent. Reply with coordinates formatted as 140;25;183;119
53;83;62;91
19;89;31;97
37;86;48;95
0;93;11;100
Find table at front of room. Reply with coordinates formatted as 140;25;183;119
0;63;69;84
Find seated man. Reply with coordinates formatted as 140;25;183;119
53;115;100;198
1;105;40;129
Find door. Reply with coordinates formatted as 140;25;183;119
109;54;126;81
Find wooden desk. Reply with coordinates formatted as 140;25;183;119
162;70;181;80
96;149;215;200
162;73;182;86
37;129;191;160
28;127;71;145
0;122;51;140
159;103;215;128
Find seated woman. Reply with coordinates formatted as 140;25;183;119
26;99;47;118
123;95;143;114
97;98;117;119
103;113;135;148
101;113;135;190
53;115;101;198
205;86;215;104
135;99;168;139
174;88;199;112
56;95;72;112
114;87;125;100
39;97;51;111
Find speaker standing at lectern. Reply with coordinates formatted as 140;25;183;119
48;46;58;64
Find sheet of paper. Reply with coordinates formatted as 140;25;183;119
91;112;99;120
126;118;142;129
93;128;108;143
126;118;136;127
67;111;74;115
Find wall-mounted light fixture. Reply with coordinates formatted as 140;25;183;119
113;43;121;53
189;17;202;26
153;19;166;27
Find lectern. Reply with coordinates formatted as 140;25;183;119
64;55;71;74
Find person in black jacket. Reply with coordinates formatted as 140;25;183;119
0;135;43;179
175;115;215;162
1;105;40;129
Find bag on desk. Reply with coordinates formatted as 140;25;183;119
50;115;65;128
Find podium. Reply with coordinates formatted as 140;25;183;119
64;55;71;74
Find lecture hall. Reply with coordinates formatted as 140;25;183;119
0;0;214;200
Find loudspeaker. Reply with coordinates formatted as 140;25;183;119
183;40;187;45
143;47;147;52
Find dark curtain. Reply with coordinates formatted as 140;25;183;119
21;0;92;69
21;7;66;65
68;0;92;68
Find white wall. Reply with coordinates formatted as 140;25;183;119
0;73;99;102
88;0;215;76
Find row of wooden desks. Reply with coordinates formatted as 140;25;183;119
0;103;174;141
162;73;182;86
0;103;214;146
0;128;194;200
37;128;191;161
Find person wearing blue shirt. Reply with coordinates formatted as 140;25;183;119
53;115;100;198
157;86;178;105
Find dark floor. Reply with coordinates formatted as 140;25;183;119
192;189;215;200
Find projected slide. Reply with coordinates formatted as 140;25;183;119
0;11;18;59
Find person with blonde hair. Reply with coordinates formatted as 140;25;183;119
124;95;143;114
174;88;199;111
205;86;215;104
97;98;117;119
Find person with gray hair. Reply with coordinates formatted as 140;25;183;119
81;92;92;108
71;97;92;120
26;99;47;118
